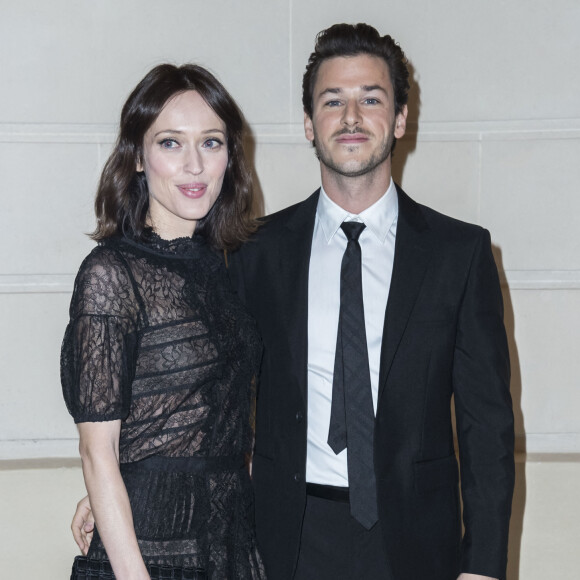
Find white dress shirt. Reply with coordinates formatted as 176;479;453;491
306;180;398;486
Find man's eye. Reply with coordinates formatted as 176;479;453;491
326;100;342;107
364;98;379;105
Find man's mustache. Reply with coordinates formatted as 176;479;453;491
332;128;372;138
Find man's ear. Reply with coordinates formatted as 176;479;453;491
304;111;315;143
394;104;408;139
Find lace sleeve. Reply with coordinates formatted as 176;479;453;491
61;246;140;423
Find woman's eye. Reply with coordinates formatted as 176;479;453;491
203;138;224;149
159;138;179;149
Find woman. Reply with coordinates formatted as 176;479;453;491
61;64;265;579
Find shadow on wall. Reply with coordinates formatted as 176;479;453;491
493;244;526;580
394;58;526;578
242;122;266;219
392;60;420;187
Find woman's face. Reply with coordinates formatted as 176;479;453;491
138;90;229;239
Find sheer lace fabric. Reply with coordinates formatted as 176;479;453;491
61;233;265;578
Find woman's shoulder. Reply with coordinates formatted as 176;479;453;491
70;239;138;316
78;238;121;266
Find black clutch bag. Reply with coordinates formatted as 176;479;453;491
70;556;207;579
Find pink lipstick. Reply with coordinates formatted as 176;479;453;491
177;183;207;199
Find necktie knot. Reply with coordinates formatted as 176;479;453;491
340;221;366;242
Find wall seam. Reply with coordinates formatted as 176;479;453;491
288;0;294;122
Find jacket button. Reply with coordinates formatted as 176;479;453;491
293;472;302;483
295;410;304;423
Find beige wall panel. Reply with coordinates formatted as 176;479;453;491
0;0;291;125
511;459;580;579
253;142;321;214
2;459;580;578
0;142;98;274
480;137;580;271
394;138;480;224
506;289;580;447
0;464;86;577
0;1;98;124
0;294;76;443
290;0;579;123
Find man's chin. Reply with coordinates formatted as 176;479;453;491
320;158;387;179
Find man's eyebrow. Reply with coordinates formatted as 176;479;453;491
317;87;342;99
361;84;388;94
317;85;389;99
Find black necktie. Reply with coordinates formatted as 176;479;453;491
328;221;378;529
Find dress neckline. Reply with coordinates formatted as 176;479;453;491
117;228;207;259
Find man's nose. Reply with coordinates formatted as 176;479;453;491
341;100;362;128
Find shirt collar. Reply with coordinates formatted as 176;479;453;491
316;179;399;244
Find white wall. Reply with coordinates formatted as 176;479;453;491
1;1;578;577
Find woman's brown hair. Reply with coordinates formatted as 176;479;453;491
93;64;256;250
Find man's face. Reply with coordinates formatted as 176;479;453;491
304;54;407;179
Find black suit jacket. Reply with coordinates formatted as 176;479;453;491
230;186;514;580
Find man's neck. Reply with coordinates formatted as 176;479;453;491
320;165;392;215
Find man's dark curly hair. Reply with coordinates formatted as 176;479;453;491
302;23;410;119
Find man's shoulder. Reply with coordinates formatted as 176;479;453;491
422;203;484;235
261;190;319;230
399;186;487;244
231;190;319;266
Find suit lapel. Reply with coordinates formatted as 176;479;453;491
378;187;432;402
278;191;319;403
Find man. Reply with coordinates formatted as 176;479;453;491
231;23;514;580
73;23;514;580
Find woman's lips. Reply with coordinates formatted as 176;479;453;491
177;183;207;198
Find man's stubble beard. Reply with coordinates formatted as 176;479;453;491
312;122;396;179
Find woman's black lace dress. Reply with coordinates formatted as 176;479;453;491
61;232;265;579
